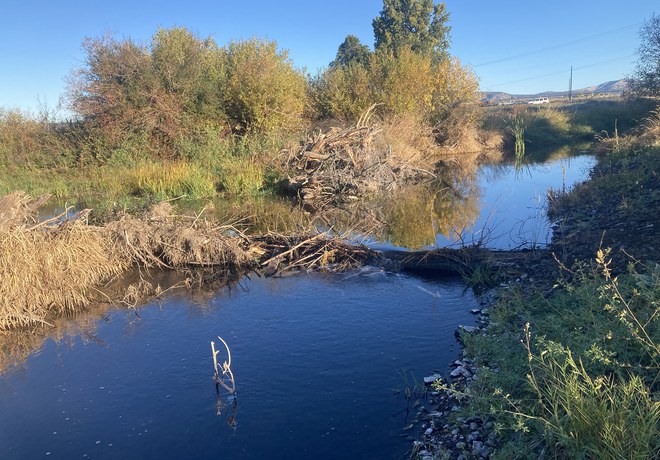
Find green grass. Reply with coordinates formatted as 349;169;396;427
459;257;659;459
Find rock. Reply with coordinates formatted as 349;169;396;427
479;447;491;458
451;429;459;436
472;440;484;454
455;441;466;450
423;373;442;384
470;308;481;314
450;367;463;377
424;428;433;436
459;367;472;378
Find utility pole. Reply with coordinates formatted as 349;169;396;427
568;66;573;102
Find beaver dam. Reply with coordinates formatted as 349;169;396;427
0;153;595;459
0;191;553;332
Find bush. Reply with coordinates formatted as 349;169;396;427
311;49;481;149
223;38;307;134
67;29;306;158
430;57;481;146
370;47;434;117
310;62;373;122
0;108;75;168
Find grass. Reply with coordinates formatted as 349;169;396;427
0;193;127;329
459;256;659;459
455;128;660;457
482;97;658;161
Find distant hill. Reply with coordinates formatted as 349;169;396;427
484;79;629;103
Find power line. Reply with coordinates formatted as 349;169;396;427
475;23;640;68
487;54;635;89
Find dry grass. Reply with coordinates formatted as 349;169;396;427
103;202;253;270
0;193;377;333
0;193;127;330
595;104;660;153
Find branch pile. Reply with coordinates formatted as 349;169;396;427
285;119;420;204
249;232;374;276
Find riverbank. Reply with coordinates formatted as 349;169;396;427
412;129;659;458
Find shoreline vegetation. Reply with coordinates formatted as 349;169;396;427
1;1;659;458
412;109;659;459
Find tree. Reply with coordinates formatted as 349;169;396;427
631;14;660;96
372;0;451;61
332;35;371;67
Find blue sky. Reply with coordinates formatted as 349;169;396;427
0;0;656;112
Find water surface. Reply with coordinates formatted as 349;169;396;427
0;272;477;459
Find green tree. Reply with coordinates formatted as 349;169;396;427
372;0;451;61
631;14;660;96
332;35;371;67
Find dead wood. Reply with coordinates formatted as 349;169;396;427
285;120;426;205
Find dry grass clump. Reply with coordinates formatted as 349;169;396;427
104;202;253;271
0;194;127;330
593;105;660;154
0;191;50;230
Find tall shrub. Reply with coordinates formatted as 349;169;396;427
430;57;481;145
223;38;307;134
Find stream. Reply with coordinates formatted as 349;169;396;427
0;152;596;459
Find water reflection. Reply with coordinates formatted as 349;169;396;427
205;148;593;251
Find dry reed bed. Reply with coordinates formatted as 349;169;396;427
0;193;374;332
0;192;126;330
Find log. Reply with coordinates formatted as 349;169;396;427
377;247;550;275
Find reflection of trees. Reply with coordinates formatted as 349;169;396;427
207;179;482;250
380;179;481;249
433;181;480;242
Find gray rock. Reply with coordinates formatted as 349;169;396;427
459;367;472;378
472;440;484;453
423;373;442;384
455;441;466;450
424;428;433;436
479;447;490;458
470;308;481;314
469;422;478;430
450;366;464;377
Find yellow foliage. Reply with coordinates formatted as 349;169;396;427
223;38;307;134
370;47;434;117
